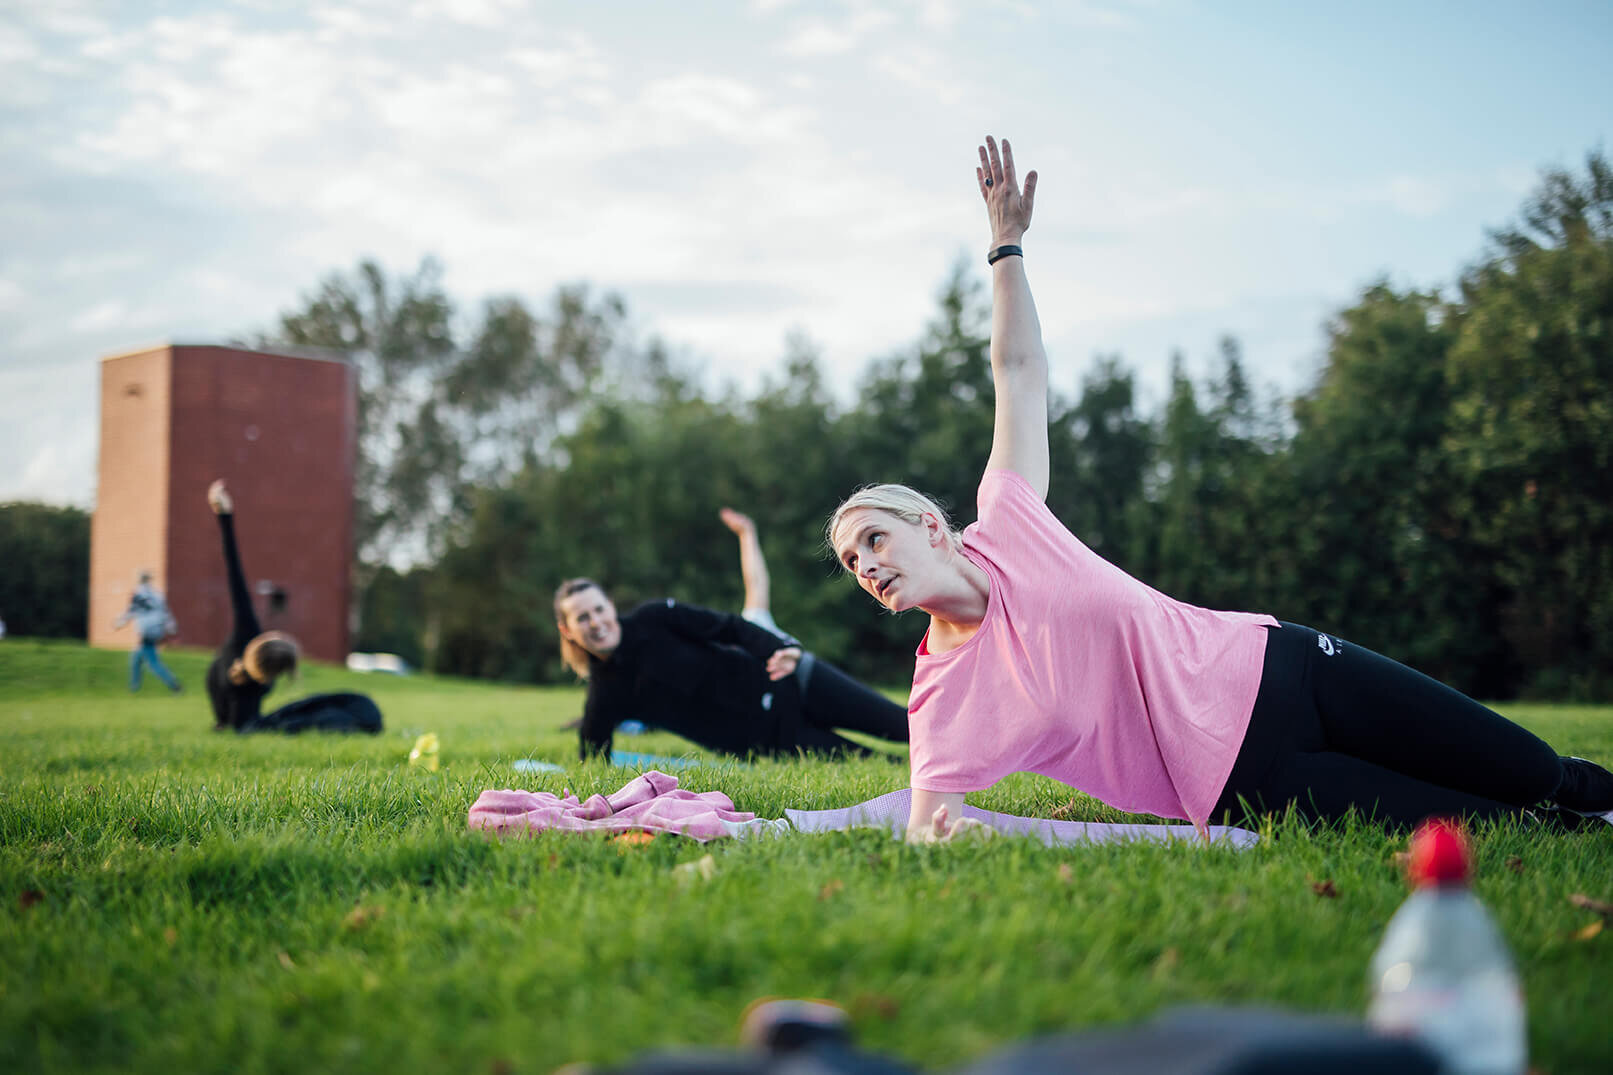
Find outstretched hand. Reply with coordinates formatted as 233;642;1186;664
207;479;233;515
977;135;1037;247
718;507;756;538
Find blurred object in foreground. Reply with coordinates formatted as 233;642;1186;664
1368;819;1525;1075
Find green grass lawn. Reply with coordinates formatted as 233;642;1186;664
2;639;1610;1074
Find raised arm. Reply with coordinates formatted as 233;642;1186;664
208;480;261;647
977;135;1049;500
718;508;770;614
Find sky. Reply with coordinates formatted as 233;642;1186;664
2;0;1609;509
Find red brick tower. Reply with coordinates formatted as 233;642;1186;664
89;344;357;664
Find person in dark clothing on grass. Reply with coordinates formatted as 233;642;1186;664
555;578;908;762
206;479;381;735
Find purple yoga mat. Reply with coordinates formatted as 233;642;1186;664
785;787;1260;848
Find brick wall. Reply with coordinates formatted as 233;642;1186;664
90;344;356;664
88;348;172;652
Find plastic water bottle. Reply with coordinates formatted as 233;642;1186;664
1367;819;1526;1075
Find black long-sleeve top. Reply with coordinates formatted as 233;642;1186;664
204;512;272;730
578;599;802;761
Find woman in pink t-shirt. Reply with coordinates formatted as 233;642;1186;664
828;135;1613;843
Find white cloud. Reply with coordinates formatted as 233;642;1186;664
0;278;24;312
69;300;131;334
409;0;530;29
1379;175;1449;218
777;4;899;56
872;44;966;105
24;4;113;40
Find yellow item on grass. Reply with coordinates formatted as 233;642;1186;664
409;732;440;771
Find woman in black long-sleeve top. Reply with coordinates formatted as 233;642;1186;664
555;578;909;762
205;480;298;729
206;480;380;735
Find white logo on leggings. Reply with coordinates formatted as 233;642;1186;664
1317;634;1338;657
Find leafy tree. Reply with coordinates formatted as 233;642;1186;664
271;257;457;564
350;565;431;668
0;502;90;638
833;261;996;675
1275;283;1500;690
1443;151;1613;698
1135;341;1281;613
1049;354;1153;569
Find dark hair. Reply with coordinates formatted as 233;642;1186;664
254;634;299;680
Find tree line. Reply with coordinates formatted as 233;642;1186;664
9;152;1608;700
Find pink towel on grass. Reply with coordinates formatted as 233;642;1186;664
468;769;755;842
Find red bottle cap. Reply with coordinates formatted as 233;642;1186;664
1408;818;1470;886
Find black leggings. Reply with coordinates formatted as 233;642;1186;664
771;657;909;758
1212;623;1562;828
239;692;384;735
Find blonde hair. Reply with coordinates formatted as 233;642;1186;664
554;577;606;680
826;484;964;567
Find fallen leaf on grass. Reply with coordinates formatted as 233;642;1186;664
1505;856;1525;875
1568;893;1613;920
851;993;900;1020
818;878;844;901
1151;947;1180;978
277;950;296;970
1569;893;1613;941
163;927;178;946
344;905;386;931
672;854;716;884
1308;875;1339;899
611;831;655;848
18;890;43;911
1056;863;1074;885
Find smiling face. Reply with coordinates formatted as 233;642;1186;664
832;507;948;613
556;585;622;659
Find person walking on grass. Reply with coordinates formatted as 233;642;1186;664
205;480;381;735
112;570;181;694
827;134;1613;844
556;569;909;763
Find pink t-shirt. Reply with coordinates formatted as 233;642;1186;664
907;469;1276;829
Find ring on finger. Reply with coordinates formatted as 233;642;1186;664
984;177;994;188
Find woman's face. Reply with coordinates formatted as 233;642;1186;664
557;586;622;658
832;508;945;613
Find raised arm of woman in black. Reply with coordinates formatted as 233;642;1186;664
209;480;261;652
